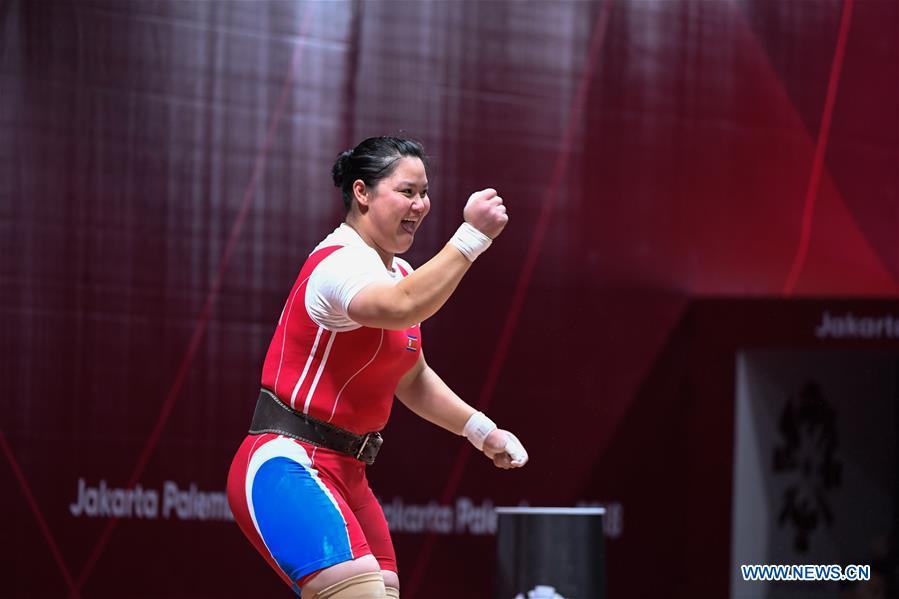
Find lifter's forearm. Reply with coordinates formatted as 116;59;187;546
395;363;475;435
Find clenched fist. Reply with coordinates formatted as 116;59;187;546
483;429;528;469
463;188;508;239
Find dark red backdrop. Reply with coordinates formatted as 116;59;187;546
2;1;897;597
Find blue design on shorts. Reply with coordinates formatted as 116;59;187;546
251;456;354;582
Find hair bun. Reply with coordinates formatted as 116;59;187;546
331;149;354;187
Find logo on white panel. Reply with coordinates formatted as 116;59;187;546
772;382;841;552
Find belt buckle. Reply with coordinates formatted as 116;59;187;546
355;432;383;465
355;433;372;460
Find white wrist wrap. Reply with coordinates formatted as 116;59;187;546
463;411;497;451
449;222;492;262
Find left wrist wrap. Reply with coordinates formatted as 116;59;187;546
463;411;497;451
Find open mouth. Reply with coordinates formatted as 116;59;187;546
400;219;418;235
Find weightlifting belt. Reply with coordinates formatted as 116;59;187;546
249;388;383;466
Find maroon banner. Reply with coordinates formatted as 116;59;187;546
2;1;897;598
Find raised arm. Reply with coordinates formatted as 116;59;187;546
348;188;507;330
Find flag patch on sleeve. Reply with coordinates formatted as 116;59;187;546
405;335;419;352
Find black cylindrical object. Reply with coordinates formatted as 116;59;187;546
494;507;606;599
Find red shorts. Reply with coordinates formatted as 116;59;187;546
226;433;396;594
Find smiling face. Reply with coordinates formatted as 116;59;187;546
350;156;430;267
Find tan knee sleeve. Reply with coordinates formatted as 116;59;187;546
384;586;399;599
313;572;387;598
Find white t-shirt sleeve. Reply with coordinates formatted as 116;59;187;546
305;246;392;331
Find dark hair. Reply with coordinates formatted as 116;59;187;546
331;136;427;211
